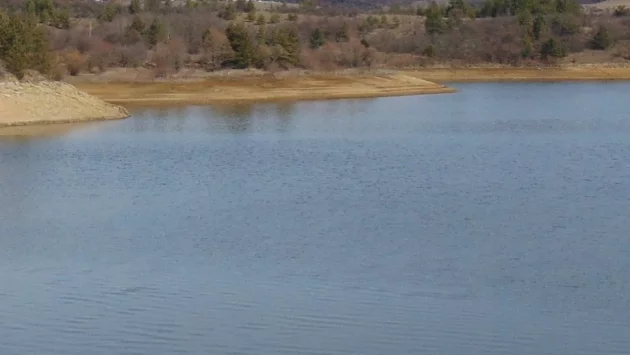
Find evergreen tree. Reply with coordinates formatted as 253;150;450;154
425;2;446;35
277;27;300;64
591;26;612;50
0;14;52;78
0;15;30;77
129;15;146;33
422;43;436;57
101;2;120;22
226;22;255;68
521;33;534;58
54;8;71;29
245;0;256;13
532;14;545;40
146;19;166;46
129;0;142;14
540;37;566;59
380;14;388;27
269;13;280;24
256;13;266;25
30;26;51;75
246;11;256;22
256;26;267;45
309;28;325;48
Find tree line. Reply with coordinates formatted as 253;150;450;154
1;0;629;78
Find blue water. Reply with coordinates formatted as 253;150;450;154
1;83;629;354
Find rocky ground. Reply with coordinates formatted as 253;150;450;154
0;70;129;127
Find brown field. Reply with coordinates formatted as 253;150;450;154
74;73;455;106
405;66;630;82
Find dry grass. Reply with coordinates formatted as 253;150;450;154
405;65;630;82
73;73;455;106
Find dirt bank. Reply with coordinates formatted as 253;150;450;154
73;73;455;106
405;66;630;82
0;80;129;127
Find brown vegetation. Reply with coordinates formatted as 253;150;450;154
72;71;455;106
4;0;630;81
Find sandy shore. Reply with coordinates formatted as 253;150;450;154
405;66;630;82
0;81;129;127
73;73;455;106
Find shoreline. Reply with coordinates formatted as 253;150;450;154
73;73;455;107
0;81;129;128
404;66;630;83
3;66;630;131
72;66;630;107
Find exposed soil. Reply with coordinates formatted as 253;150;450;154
0;80;129;127
72;72;456;107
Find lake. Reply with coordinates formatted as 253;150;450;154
1;82;629;355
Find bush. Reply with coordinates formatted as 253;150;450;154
614;6;630;17
591;26;613;50
65;50;87;75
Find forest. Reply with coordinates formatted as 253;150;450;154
1;0;630;78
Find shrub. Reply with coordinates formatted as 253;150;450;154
591;26;613;50
65;50;87;75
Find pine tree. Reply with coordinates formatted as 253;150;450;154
146;19;166;46
540;37;566;60
591;26;612;50
129;15;146;33
309;28;325;49
256;13;266;25
246;11;256;22
256;26;267;45
277;27;300;64
226;22;255;68
269;13;280;24
129;0;141;14
425;2;446;35
521;33;534;58
245;0;256;13
101;2;120;23
54;8;71;29
532;13;545;40
0;14;52;78
3;16;31;78
31;26;51;75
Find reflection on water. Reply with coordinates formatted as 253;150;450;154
128;102;299;134
1;83;630;355
0;121;101;139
